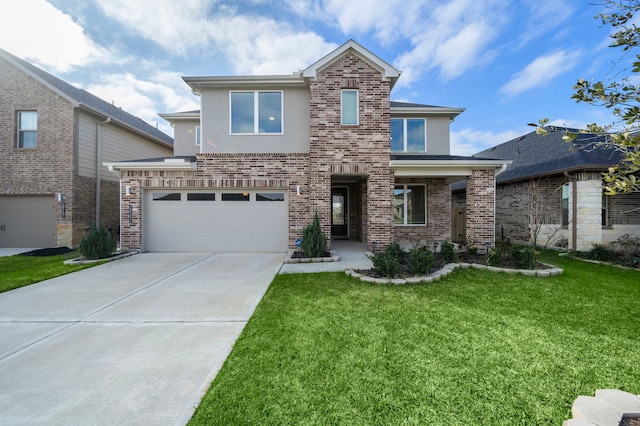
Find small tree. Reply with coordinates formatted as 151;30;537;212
79;224;116;260
301;210;327;258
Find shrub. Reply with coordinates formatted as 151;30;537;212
440;241;458;263
301;211;327;258
408;247;435;276
370;251;400;278
512;246;536;269
586;244;617;262
79;224;116;260
610;234;640;258
384;243;406;263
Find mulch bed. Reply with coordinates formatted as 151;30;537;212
19;247;74;257
620;416;640;426
290;251;332;259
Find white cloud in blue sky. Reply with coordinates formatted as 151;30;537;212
0;0;618;154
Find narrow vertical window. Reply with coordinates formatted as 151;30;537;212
341;89;358;125
195;126;201;146
561;184;570;226
17;111;37;148
602;190;608;227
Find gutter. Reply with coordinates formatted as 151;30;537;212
96;117;111;226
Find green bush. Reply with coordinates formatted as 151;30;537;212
587;244;617;262
408;247;435;276
384;243;406;263
370;251;400;278
301;211;327;258
512;246;536;269
79;224;116;260
440;241;458;263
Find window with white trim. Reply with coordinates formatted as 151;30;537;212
341;89;358;125
230;91;282;134
195;126;201;146
394;185;426;225
17;111;37;148
391;118;426;152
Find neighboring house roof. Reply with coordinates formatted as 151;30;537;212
0;48;173;147
473;128;624;184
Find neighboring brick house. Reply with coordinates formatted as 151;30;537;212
0;48;174;248
452;129;640;251
106;40;507;253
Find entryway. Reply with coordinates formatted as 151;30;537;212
331;187;348;238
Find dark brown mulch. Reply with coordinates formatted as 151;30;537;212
290;251;332;259
19;247;74;257
620;415;640;426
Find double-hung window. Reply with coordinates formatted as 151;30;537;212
394;185;426;225
341;89;358;125
230;91;282;134
391;118;426;151
17;111;37;148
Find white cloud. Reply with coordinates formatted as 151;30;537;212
499;50;580;98
518;0;574;47
97;0;337;74
394;0;507;85
451;128;525;156
82;73;200;135
0;0;109;72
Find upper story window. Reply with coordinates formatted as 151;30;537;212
391;118;426;152
195;126;201;146
230;91;282;134
17;111;37;148
341;89;358;125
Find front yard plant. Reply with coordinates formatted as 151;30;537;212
79;224;117;260
575;234;640;268
300;211;327;258
189;251;640;425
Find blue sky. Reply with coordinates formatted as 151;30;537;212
0;0;622;155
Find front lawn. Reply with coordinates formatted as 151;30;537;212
190;251;640;425
0;251;102;293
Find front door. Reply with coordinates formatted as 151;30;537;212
331;188;348;239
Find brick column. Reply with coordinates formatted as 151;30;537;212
466;169;495;248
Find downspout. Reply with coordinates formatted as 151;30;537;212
96;117;111;226
564;171;577;251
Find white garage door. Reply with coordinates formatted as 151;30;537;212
144;190;288;252
0;195;56;248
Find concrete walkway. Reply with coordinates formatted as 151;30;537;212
279;240;373;273
0;252;283;425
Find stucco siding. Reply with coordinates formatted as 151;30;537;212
172;119;200;156
200;86;310;153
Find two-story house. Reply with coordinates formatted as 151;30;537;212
0;48;174;248
106;40;508;253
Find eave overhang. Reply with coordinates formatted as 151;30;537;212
183;75;306;95
390;106;465;118
103;158;197;173
390;158;511;182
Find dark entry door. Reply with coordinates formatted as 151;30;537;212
331;188;348;238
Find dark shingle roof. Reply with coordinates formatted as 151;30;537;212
391;154;502;161
0;48;173;146
391;101;444;108
473;128;624;183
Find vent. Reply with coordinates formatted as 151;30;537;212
342;78;358;88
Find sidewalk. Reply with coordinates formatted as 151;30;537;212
279;240;372;273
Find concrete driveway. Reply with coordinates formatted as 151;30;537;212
0;252;283;425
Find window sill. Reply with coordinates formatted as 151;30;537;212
394;224;427;227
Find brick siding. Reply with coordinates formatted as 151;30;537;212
465;169;496;247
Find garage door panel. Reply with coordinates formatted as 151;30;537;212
0;196;56;248
144;190;287;252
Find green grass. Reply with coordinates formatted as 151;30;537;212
189;251;640;425
0;251;103;293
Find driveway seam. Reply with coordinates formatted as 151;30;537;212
0;322;76;362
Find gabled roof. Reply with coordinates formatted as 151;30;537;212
473;128;624;183
0;48;173;147
302;39;401;88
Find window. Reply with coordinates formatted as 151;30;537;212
341;89;358;125
602;190;609;227
230;91;282;134
256;193;285;202
17;111;37;148
187;193;214;201
561;184;569;226
153;192;181;201
222;193;250;201
195;126;201;146
391;118;426;151
394;185;426;225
